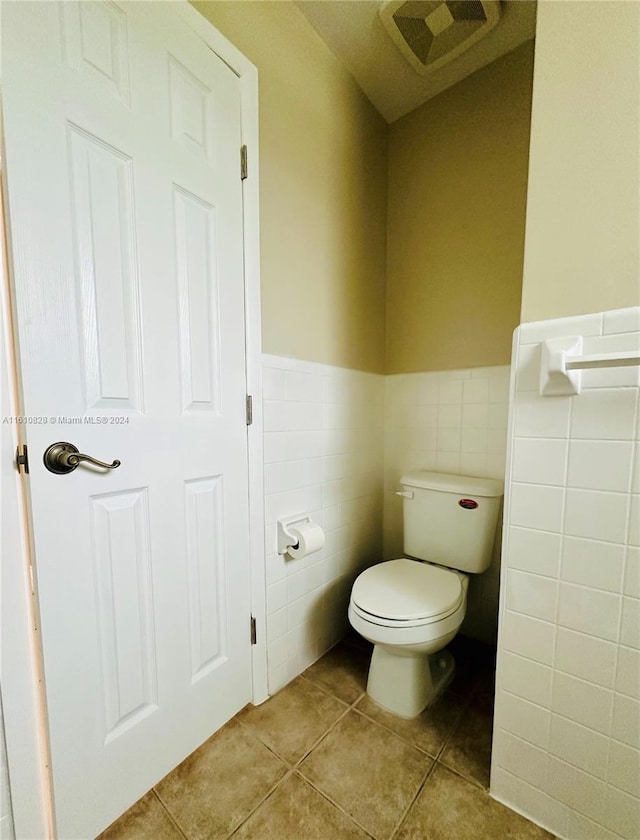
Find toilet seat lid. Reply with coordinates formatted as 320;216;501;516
351;558;463;622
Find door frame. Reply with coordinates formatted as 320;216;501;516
0;4;267;837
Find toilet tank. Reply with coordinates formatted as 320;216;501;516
400;471;503;574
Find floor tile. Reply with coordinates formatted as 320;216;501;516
356;689;464;757
395;764;553;840
299;710;432;840
237;676;347;763
303;639;370;704
154;720;287;840
98;792;183;840
440;689;494;788
230;772;372;840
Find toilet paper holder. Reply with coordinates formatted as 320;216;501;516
277;514;311;555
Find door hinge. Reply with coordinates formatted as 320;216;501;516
250;616;257;645
240;145;248;180
246;394;253;426
15;444;29;474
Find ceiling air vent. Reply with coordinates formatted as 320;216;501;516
379;0;501;76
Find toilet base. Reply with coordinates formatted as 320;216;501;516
366;646;455;719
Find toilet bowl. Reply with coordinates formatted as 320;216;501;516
348;557;468;717
348;470;503;719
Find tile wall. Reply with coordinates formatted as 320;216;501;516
383;366;511;644
492;307;640;840
262;355;384;693
0;690;14;840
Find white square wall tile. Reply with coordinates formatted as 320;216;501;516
462;402;489;429
266;580;287;614
629;496;640;548
571;388;638;441
460;452;488;476
500;651;552;707
561;537;625;593
488;371;510;403
518;313;602;344
507;527;562;577
437;404;462;429
263;400;287;432
552;671;613;736
624;548;639;598
265;551;286;585
436;451;461;473
604;785;640;839
549;714;609;777
487;428;508;454
461;427;488;453
632;448;640;494
262;367;285;400
437;379;463;404
263;432;285;464
555;627;617;688
463;378;489;404
565;811;626;840
284;370;310;402
266;607;287;642
608;741;640;797
416;378;439;405
620;597;640;650
616;646;640;700
603;307;640;335
502;610;556;665
494;691;550;748
515;343;542;393
491;767;570;839
612;693;640;748
568;440;634;493
557;582;621;643
436;427;461;452
514;393;571;438
512;438;568;486
564;489;628;544
506;570;558;622
488;403;509;430
510;483;564;533
492;730;548;788
545;756;611;829
264;488;307;525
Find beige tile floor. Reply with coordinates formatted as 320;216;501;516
100;634;553;840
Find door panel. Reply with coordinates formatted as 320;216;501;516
1;2;252;836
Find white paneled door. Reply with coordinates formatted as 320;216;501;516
2;3;253;836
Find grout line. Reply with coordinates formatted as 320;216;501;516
291;704;353;771
351;695;465;763
436;754;491;793
435;757;493;794
151;789;192;840
292;770;378;840
223;769;296;840
233;716;296;771
296;672;359;706
389;759;438;840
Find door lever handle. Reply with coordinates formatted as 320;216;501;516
43;442;121;475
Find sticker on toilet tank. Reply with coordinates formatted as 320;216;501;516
458;498;478;510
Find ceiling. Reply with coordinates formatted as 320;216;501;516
296;1;537;123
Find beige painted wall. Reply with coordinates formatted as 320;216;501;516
192;1;388;373
520;0;640;322
386;42;534;374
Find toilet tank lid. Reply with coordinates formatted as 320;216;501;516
400;471;504;497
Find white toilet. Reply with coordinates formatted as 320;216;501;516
348;470;503;718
